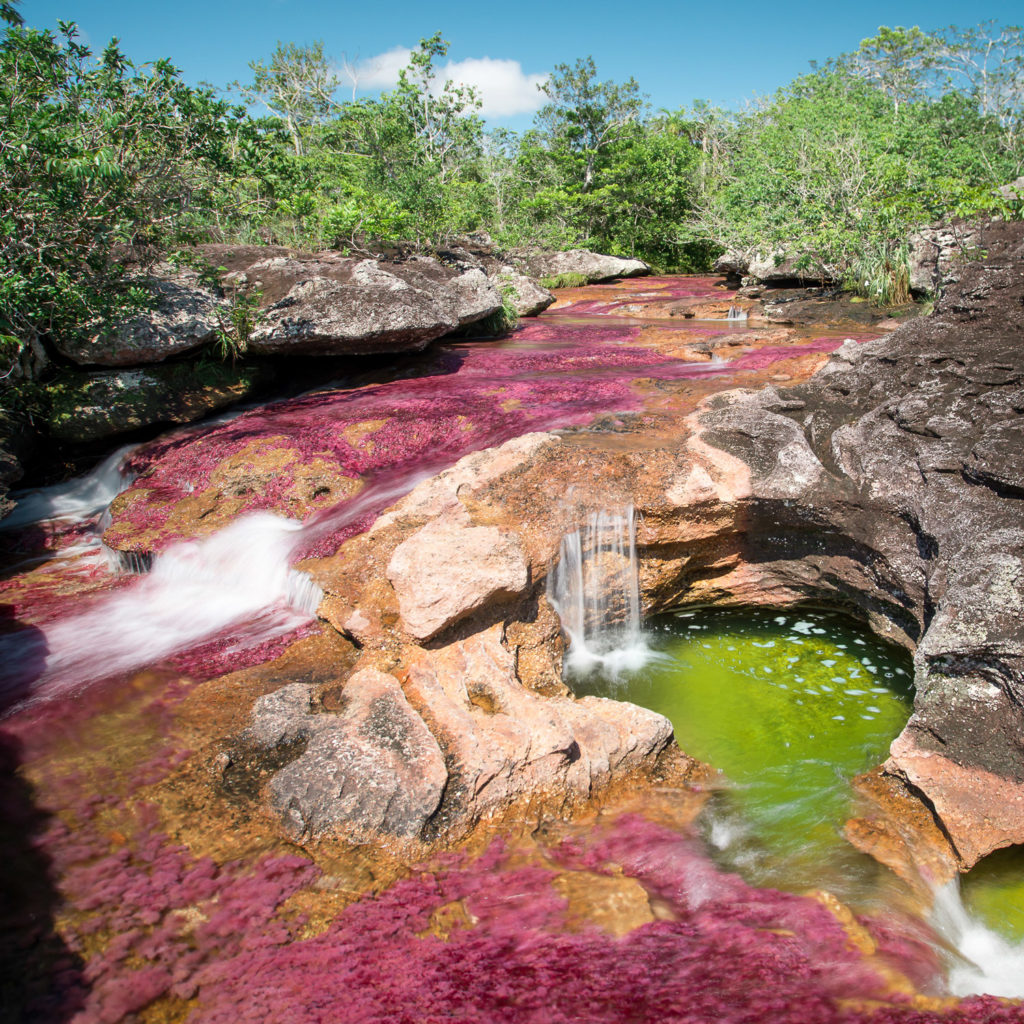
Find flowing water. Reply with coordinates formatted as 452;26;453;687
572;606;916;904
3;276;1022;1021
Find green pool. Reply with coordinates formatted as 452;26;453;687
572;606;916;902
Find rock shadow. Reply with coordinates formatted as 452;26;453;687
0;618;87;1022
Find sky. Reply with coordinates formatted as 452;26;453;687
20;0;1024;130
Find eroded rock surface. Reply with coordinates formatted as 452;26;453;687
202;246;502;356
53;263;226;367
687;219;1024;872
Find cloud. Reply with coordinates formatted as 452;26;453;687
352;46;413;90
351;49;548;118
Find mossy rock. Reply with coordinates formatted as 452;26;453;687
46;362;263;443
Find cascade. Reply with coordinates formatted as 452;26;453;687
2;513;322;711
546;505;652;677
726;304;748;321
931;880;1024;998
1;443;136;530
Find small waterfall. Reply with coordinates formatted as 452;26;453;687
5;513;323;710
1;443;137;530
727;304;748;321
931;880;1024;998
547;506;652;677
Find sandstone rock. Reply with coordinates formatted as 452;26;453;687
509;248;649;283
387;507;529;640
246;670;447;842
401;624;673;825
208;249;502;356
54;264;226;367
488;267;555;317
45;364;262;443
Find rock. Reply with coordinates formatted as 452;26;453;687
402;624;673;826
906;222;982;295
46;364;262;443
245;670;447;842
683;218;1024;870
53;264;226;367
387;507;530;640
0;408;35;518
714;250;836;284
508;248;649;283
202;247;502;357
488;267;555;317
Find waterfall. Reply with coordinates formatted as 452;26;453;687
546;506;652;678
2;513;323;711
1;443;137;530
931;880;1024;998
727;304;748;321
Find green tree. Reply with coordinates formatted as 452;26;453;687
0;21;244;371
535;56;646;193
237;41;340;156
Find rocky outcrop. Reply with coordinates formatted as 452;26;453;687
906;222;982;295
508;249;649;284
684;219;1024;876
488;268;555;317
203;246;502;356
45;364;263;443
52;264;227;368
714;249;835;285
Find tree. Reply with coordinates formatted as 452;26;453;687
0;22;244;370
847;26;937;113
237;41;339;156
535;57;646;192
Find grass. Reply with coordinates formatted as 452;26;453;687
539;272;589;290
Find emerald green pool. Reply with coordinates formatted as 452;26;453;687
573;606;916;903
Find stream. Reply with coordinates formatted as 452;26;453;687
2;276;1022;1022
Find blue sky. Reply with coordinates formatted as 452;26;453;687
20;0;1024;129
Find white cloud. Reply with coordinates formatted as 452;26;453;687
351;49;548;118
352;46;413;90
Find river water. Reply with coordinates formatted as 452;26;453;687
1;276;1021;1023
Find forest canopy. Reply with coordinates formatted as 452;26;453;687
1;6;1023;368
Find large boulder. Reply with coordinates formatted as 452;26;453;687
245;670;448;842
53;264;227;367
714;249;835;284
488;267;556;317
386;506;530;640
508;248;649;284
203;247;502;356
45;363;263;443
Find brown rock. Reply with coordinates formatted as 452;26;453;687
245;669;447;842
387;507;530;640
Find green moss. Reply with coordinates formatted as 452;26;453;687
539;272;590;290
